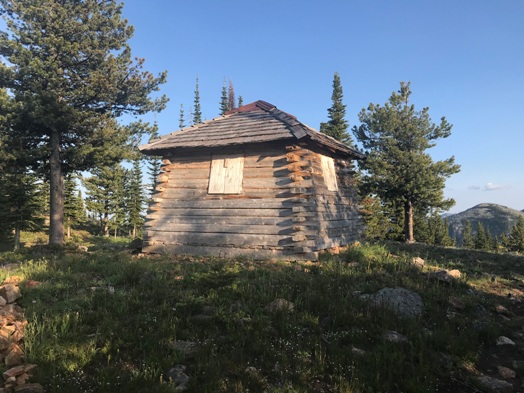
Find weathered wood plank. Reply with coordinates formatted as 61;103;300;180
149;199;312;209
147;207;294;218
142;244;317;261
147;224;316;236
146;216;296;227
145;231;296;247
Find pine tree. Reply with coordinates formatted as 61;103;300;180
83;165;126;237
220;80;229;115
474;222;489;250
126;158;146;238
353;82;460;243
193;77;202;124
0;170;42;250
146;125;162;199
228;80;236;112
360;195;392;240
462;221;474;249
508;217;524;253
64;174;85;239
238;96;244;108
179;104;186;128
0;0;167;245
320;72;352;144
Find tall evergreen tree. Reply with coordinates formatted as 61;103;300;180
219;80;228;115
238;96;244;108
353;82;460;243
179;104;186;129
227;80;236;112
0;0;167;245
126;157;146;238
0;170;42;250
320;72;352;144
462;221;474;249
193;77;202;124
83;165;126;237
474;222;489;250
508;216;524;253
64;174;85;239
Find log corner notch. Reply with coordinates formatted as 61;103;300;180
285;145;319;261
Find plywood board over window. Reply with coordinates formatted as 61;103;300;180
208;153;244;194
320;155;338;191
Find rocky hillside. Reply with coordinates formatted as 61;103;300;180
447;203;524;244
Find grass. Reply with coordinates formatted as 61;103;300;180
1;238;523;392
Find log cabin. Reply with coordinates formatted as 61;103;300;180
139;100;364;261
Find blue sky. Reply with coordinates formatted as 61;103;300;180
120;1;523;213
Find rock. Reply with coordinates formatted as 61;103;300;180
77;245;88;252
165;365;189;391
2;364;36;380
5;345;24;367
346;262;359;268
24;281;40;288
361;287;424;318
3;277;23;285
475;375;513;393
128;238;143;251
429;269;461;283
351;346;366;356
0;298;6;307
0;285;21;304
448;296;465;311
14;384;44;393
497;336;516;346
411;257;425;268
15;373;30;385
169;341;199;356
384;330;408;343
496;305;511;316
267;298;294;313
497;366;516;380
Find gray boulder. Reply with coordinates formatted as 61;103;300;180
361;287;424;318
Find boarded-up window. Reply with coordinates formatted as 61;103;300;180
320;155;338;191
208;153;244;194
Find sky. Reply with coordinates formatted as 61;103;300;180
117;0;524;214
7;0;520;214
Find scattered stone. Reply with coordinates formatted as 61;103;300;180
14;384;44;393
0;284;22;304
351;346;366;356
384;330;408;343
169;341;199;356
499;314;511;322
2;364;36;380
497;366;516;380
15;373;30;386
24;281;40;289
165;365;190;391
475;375;513;393
5;344;25;367
0;298;6;307
346;262;359;268
77;245;89;252
497;336;516;346
245;366;258;374
411;257;425;268
496;305;511;316
267;298;294;313
448;296;465;311
361;287;424;318
429;269;461;283
3;277;23;285
512;360;524;370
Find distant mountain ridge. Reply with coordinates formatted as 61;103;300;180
447;203;524;244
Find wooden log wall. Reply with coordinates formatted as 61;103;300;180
285;145;364;251
142;145;319;260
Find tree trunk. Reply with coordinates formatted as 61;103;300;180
13;225;20;251
404;199;415;243
67;225;71;239
49;130;65;245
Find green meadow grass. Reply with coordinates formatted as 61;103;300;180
1;239;522;392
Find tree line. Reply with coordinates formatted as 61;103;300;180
1;0;518;255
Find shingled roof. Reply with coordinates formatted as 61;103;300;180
139;100;364;159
